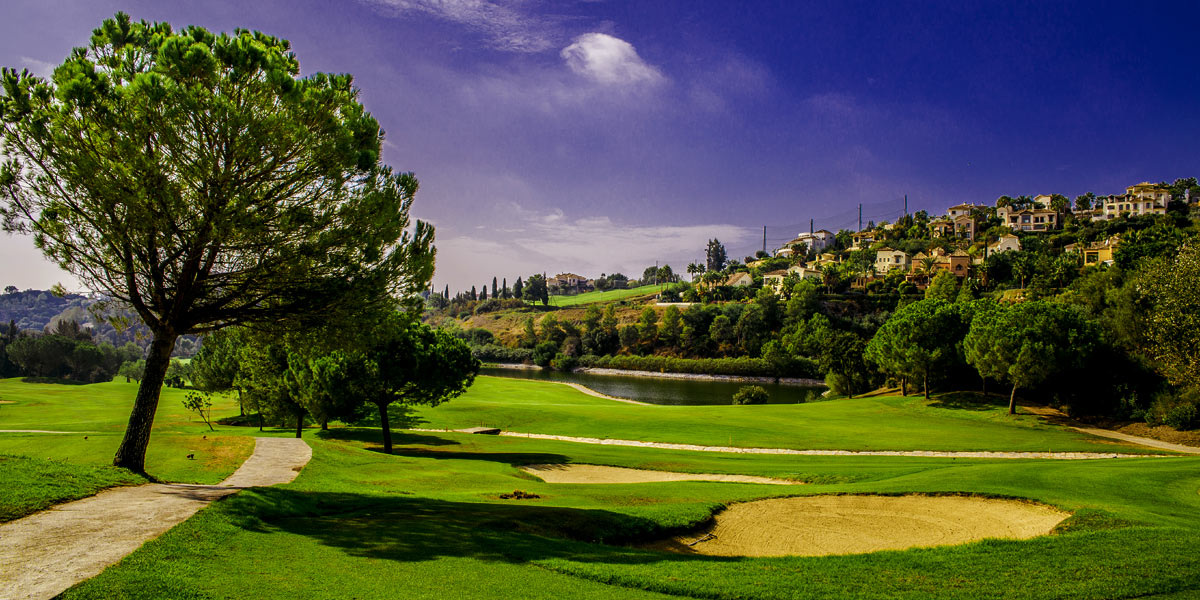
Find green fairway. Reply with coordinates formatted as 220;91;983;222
59;432;1200;599
411;376;1161;453
546;284;662;307
5;376;1199;598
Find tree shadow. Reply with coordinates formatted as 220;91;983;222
927;391;1009;411
317;428;460;448
224;488;727;567
384;447;570;466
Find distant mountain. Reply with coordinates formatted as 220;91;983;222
0;289;199;357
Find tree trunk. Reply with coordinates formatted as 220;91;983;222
923;370;929;399
237;388;244;416
295;411;305;438
321;417;328;431
901;377;907;396
113;332;178;475
1009;384;1018;415
377;401;393;454
981;376;987;395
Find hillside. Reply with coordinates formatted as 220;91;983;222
0;289;199;357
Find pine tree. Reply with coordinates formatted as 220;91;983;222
470;286;477;301
502;278;508;299
492;277;498;298
514;277;524;299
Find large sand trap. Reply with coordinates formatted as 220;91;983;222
658;494;1069;557
521;463;802;485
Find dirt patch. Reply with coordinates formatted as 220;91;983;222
521;463;802;485
0;400;15;404
654;494;1069;557
1116;423;1200;448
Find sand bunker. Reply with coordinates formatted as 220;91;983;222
521;463;802;485
659;495;1069;557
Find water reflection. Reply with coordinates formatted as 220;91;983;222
482;367;824;406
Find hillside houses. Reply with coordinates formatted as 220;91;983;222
1093;182;1170;220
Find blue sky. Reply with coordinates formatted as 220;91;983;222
2;0;1198;293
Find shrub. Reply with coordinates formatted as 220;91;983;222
532;341;559;367
574;354;818;378
1145;387;1200;430
825;372;852;396
549;353;578;372
732;385;769;405
471;344;532;364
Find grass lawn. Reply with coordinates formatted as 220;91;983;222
0;378;259;519
59;432;1200;599
410;376;1163;454
546;284;662;307
5;376;1199;598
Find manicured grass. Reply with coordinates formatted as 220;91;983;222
0;378;258;517
546;284;662;307
411;376;1163;453
7;376;1200;598
0;454;144;522
60;432;1200;599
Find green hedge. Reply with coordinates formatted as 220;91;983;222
576;354;818;379
470;344;532;364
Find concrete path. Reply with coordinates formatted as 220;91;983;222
0;437;311;600
413;429;1174;460
1019;405;1200;455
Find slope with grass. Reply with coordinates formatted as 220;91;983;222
411;376;1161;454
547;284;662;307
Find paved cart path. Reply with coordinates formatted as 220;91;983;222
0;437;311;600
415;428;1176;459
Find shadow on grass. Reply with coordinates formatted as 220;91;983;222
317;428;460;448
225;488;721;566
928;392;1009;411
384;447;570;466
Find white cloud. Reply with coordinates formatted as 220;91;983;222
362;0;558;52
20;56;55;79
431;205;753;291
560;33;664;85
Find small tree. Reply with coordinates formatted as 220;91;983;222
732;385;769;405
706;239;728;272
182;392;215;432
523;274;549;305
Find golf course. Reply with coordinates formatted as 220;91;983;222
2;375;1199;599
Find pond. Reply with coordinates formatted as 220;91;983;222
481;366;825;406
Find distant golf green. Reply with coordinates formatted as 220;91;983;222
545;284;662;306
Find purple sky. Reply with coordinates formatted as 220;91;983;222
2;0;1198;293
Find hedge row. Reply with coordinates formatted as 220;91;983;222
575;354;818;379
471;344;533;364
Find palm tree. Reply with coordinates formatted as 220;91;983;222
686;262;704;282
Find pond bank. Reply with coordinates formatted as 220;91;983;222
488;362;825;387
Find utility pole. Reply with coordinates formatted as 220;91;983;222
904;194;908;216
810;218;814;234
858;204;862;231
762;226;767;255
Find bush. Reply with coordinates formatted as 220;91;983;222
825;372;852;396
471;344;532;364
574;354;819;378
549;353;578;372
1164;403;1198;430
1145;388;1200;430
532;341;558;367
732;385;769;405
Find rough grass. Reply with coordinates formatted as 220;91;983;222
0;454;145;522
412;376;1164;453
0;378;258;518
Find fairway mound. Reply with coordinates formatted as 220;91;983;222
657;494;1069;557
521;463;803;485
